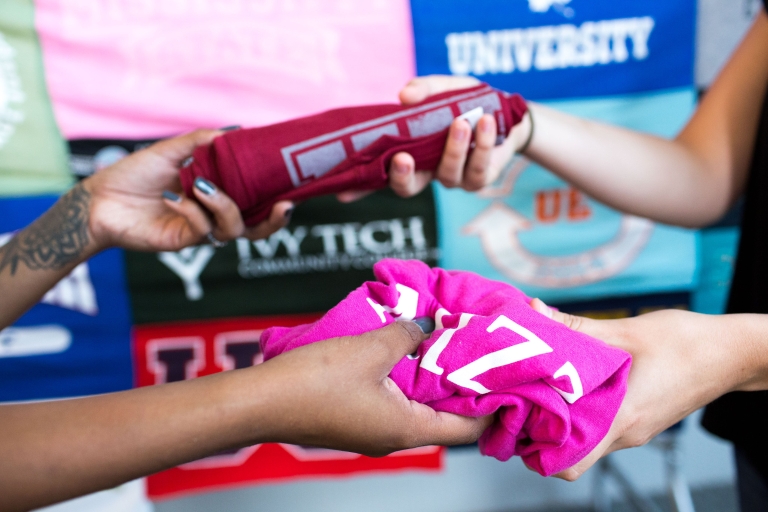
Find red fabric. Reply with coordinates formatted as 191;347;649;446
180;84;527;225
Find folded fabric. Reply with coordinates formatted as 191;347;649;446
180;84;527;225
261;259;631;476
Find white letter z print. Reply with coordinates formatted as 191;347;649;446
442;315;584;403
366;283;419;323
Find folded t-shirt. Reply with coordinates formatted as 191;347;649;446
180;84;527;225
261;259;631;476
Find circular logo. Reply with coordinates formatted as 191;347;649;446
0;31;25;150
465;158;654;288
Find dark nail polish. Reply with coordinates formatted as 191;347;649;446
162;190;182;203
220;125;241;132
284;207;294;220
194;177;217;195
181;156;194;168
413;317;436;334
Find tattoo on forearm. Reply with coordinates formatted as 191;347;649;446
0;184;91;276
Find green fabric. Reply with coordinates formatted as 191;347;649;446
0;0;72;196
127;189;440;324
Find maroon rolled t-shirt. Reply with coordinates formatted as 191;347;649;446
180;83;527;226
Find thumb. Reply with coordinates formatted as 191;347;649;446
369;321;428;372
529;298;619;347
530;298;594;335
399;75;481;105
151;129;223;167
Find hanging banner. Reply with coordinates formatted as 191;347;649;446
124;186;439;324
410;0;695;100
35;0;416;139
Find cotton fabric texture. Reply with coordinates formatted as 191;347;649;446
180;84;527;225
261;259;631;476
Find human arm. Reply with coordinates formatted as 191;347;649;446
0;129;292;329
528;299;768;481
0;321;491;512
388;10;768;228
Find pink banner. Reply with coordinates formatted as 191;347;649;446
36;0;415;139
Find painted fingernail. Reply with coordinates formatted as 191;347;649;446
162;190;182;203
284;207;294;220
194;177;217;195
413;316;436;334
181;156;194;168
220;125;241;132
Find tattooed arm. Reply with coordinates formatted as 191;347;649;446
0;184;97;328
0;130;292;330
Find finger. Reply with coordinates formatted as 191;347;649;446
243;201;294;241
530;297;623;348
191;177;245;241
436;119;472;188
151;129;223;167
409;404;493;447
463;114;497;192
162;191;213;241
388;152;432;197
399;75;482;105
488;130;519;173
366;321;428;372
336;190;375;203
530;298;587;332
530;298;555;318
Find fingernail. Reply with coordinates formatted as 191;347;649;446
284;207;294;220
194;177;217;195
394;160;409;175
162;190;182;203
413;317;435;334
181;156;194;168
533;298;553;318
481;117;494;134
220;125;241;132
453;123;469;141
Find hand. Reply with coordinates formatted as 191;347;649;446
257;321;493;456
529;299;752;481
338;75;531;203
84;129;293;252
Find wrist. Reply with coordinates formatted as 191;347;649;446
219;361;291;446
512;108;534;154
79;178;111;255
730;314;768;392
